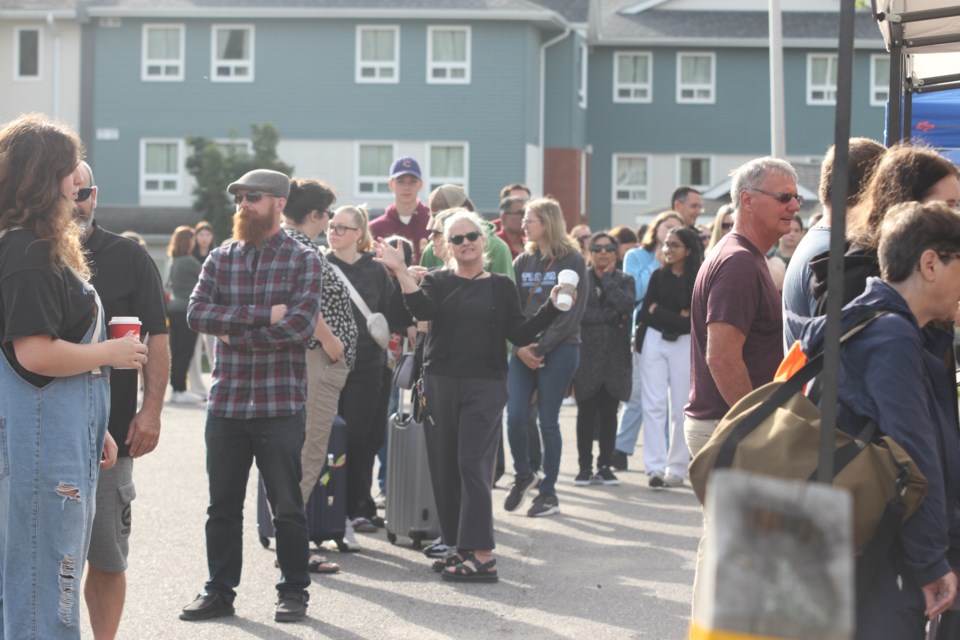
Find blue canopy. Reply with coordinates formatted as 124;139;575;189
890;89;960;164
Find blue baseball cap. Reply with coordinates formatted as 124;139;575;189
390;156;422;180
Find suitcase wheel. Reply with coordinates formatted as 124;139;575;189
335;538;350;553
387;531;397;545
259;535;271;549
411;537;422;550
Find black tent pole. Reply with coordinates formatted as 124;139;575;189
817;0;856;484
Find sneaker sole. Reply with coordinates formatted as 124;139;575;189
572;479;592;486
179;607;235;621
275;612;307;623
601;480;620;486
528;506;560;517
503;473;541;512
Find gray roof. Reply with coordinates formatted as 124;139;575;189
85;0;554;12
0;0;75;10
597;7;884;45
529;0;587;23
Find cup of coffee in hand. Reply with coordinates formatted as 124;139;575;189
109;317;141;369
556;269;579;312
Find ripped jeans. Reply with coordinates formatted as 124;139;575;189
0;321;109;639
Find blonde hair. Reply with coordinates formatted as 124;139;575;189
523;197;578;261
335;205;373;252
443;209;490;269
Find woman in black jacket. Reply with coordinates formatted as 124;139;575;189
373;209;564;583
638;226;702;488
572;232;635;486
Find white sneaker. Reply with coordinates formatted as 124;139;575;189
663;474;685;488
561;396;576;407
170;390;205;404
343;517;362;551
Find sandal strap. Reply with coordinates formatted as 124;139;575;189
449;553;496;576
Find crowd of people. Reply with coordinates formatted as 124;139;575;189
3;111;960;639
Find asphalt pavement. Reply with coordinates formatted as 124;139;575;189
84;378;700;640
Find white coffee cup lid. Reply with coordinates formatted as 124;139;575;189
109;316;141;324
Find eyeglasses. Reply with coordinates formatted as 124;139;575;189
520;218;539;226
76;187;95;203
233;191;277;205
590;244;616;253
662;242;685;251
938;251;960;262
721;222;733;230
449;231;481;245
329;224;359;236
749;189;804;206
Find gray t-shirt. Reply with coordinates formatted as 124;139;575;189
781;225;831;354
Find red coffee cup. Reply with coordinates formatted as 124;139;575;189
109;316;142;341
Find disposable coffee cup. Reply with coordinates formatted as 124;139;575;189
109;317;141;369
556;269;579;312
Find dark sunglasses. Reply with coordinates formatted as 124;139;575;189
749;188;804;206
721;222;733;230
76;187;95;203
449;231;481;245
233;191;276;205
590;244;616;253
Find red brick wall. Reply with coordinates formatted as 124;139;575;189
544;148;588;231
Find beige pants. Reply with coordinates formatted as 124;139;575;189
683;414;720;617
300;348;351;504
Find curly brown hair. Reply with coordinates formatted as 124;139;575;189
0;114;87;278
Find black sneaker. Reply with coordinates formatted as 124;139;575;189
610;450;629;471
423;540;452;558
648;472;665;488
527;493;560;517
180;592;235;621
275;593;308;623
573;469;593;486
596;466;620;486
503;471;541;512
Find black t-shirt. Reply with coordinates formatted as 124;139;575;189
425;277;498;379
0;228;96;388
86;221;168;457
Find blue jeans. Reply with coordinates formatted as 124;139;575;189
204;410;310;601
506;344;579;496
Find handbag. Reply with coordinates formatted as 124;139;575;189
330;263;390;350
689;310;927;556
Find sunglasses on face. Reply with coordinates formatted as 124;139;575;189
76;187;95;203
749;188;804;206
329;224;359;236
233;191;277;205
590;244;616;253
449;231;481;245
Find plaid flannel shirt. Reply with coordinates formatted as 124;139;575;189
187;230;321;419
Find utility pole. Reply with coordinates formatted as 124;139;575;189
769;0;786;158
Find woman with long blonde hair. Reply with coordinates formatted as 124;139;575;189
0;114;147;638
504;197;587;517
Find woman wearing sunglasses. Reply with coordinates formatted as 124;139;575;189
706;204;735;254
571;232;635;486
326;205;395;544
0;115;147;638
373;209;564;582
638;226;702;488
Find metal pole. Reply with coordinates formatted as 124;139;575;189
769;0;786;158
887;22;904;143
817;0;857;484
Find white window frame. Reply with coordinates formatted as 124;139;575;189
210;24;254;82
14;27;42;81
613;51;652;104
426;25;470;85
425;142;469;193
355;142;397;198
355;25;400;84
578;42;588;109
141;24;185;82
612;154;651;204
870;54;890;107
139;138;184;196
676;52;715;104
676;155;713;190
807;53;838;106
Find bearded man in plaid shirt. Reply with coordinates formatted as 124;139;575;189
181;169;321;624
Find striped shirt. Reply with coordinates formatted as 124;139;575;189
187;230;322;419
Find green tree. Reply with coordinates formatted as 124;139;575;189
185;123;294;242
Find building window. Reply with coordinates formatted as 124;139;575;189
871;54;890;106
427;143;468;192
15;28;41;80
427;26;470;84
577;42;588;109
614;52;652;103
215;140;252;156
676;52;715;104
142;24;184;81
807;53;838;105
679;156;711;189
212;25;254;81
357;143;395;196
140;140;182;195
613;155;650;203
356;26;399;83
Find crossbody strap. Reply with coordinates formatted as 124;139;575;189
714;309;888;469
524;259;556;306
329;263;373;320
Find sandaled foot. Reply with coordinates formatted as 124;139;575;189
432;552;465;573
309;554;341;574
441;552;498;583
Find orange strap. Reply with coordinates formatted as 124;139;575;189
774;341;808;382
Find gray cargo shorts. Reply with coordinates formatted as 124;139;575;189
87;456;135;572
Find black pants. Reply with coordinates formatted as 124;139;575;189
168;310;198;392
339;356;388;520
423;374;507;551
575;386;619;470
